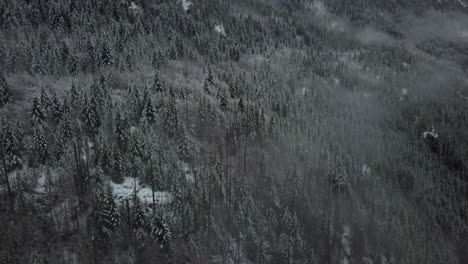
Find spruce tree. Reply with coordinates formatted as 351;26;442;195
163;92;178;137
141;92;156;124
152;72;165;93
151;215;172;249
40;87;51;110
30;97;47;125
32;124;48;164
80;95;101;135
114;109;128;151
50;92;63;122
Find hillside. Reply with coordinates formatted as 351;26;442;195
0;0;467;263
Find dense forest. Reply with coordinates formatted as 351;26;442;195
0;0;467;263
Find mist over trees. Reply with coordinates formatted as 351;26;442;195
0;0;468;263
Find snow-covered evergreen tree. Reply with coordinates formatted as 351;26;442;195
50;92;63;122
32;124;48;164
152;72;165;93
163;92;178;137
30;97;47;125
151;214;172;249
80;95;101;135
40;87;51;110
141;91;156;124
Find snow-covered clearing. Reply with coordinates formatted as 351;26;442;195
179;0;193;12
215;24;226;36
110;177;172;206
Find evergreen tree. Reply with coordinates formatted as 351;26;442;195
58;110;72;139
1;122;21;170
32;124;48;164
0;71;10;107
163;92;178;137
112;148;124;183
151;214;172;249
218;88;228;112
80;95;101;135
50;92;63;122
141;93;156;124
152;72;165;93
133;198;147;230
40;87;51;110
30;97;47;125
114;108;128;151
151;50;165;69
70;82;81;110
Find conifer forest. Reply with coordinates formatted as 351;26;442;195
1;0;468;263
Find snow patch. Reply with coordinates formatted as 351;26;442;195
214;24;226;36
422;126;438;139
110;177;172;206
362;164;371;176
129;2;141;13
400;88;408;101
179;0;193;12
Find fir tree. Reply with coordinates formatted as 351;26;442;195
58;110;72;139
133;198;147;230
151;215;172;249
141;93;156;124
114;108;128;151
0;71;10;107
40;87;51;110
152;72;165;93
80;95;101;135
30;97;47;125
163;92;178;137
70;82;81;110
152;50;165;69
50;92;63;122
32;124;48;164
112;148;124;183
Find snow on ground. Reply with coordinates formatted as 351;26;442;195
214;24;226;36
400;88;408;101
110;177;172;206
129;2;141;13
423;126;439;139
179;0;193;12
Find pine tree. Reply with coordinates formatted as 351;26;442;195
1;122;21;170
0;71;10;107
50;92;63;122
30;97;47;125
218;88;228;112
100;40;114;67
58;110;72;139
80;95;101;135
163;92;178;137
114;109;128;151
176;124;189;160
152;50;165;69
133;198;147;230
32;124;48;164
68;54;78;75
141;93;156;124
40;87;51;110
70;82;81;109
151;215;172;249
112;148;124;183
152;72;165;93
